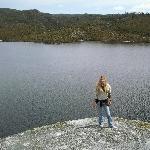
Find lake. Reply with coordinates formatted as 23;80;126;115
0;42;150;137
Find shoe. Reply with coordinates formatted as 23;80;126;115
99;124;103;128
109;125;117;129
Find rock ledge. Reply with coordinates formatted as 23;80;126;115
0;117;150;150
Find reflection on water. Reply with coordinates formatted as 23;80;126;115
0;42;150;137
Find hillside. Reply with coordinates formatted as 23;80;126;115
0;8;150;43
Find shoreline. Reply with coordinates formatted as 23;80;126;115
0;40;150;45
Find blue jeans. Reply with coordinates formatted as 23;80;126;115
99;103;113;127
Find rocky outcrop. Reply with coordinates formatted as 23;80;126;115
0;117;150;150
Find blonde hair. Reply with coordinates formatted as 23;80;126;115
96;75;108;93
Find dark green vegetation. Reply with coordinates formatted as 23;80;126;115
0;8;150;43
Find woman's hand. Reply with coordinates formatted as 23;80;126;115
90;100;97;109
105;98;112;106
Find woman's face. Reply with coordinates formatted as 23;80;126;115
100;79;105;87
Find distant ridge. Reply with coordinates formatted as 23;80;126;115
0;8;150;43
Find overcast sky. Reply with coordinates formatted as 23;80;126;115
0;0;150;14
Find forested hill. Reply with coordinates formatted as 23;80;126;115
0;8;150;43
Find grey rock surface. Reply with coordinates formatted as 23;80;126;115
0;117;150;150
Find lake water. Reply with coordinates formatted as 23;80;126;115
0;42;150;138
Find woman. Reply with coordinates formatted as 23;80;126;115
92;75;116;128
